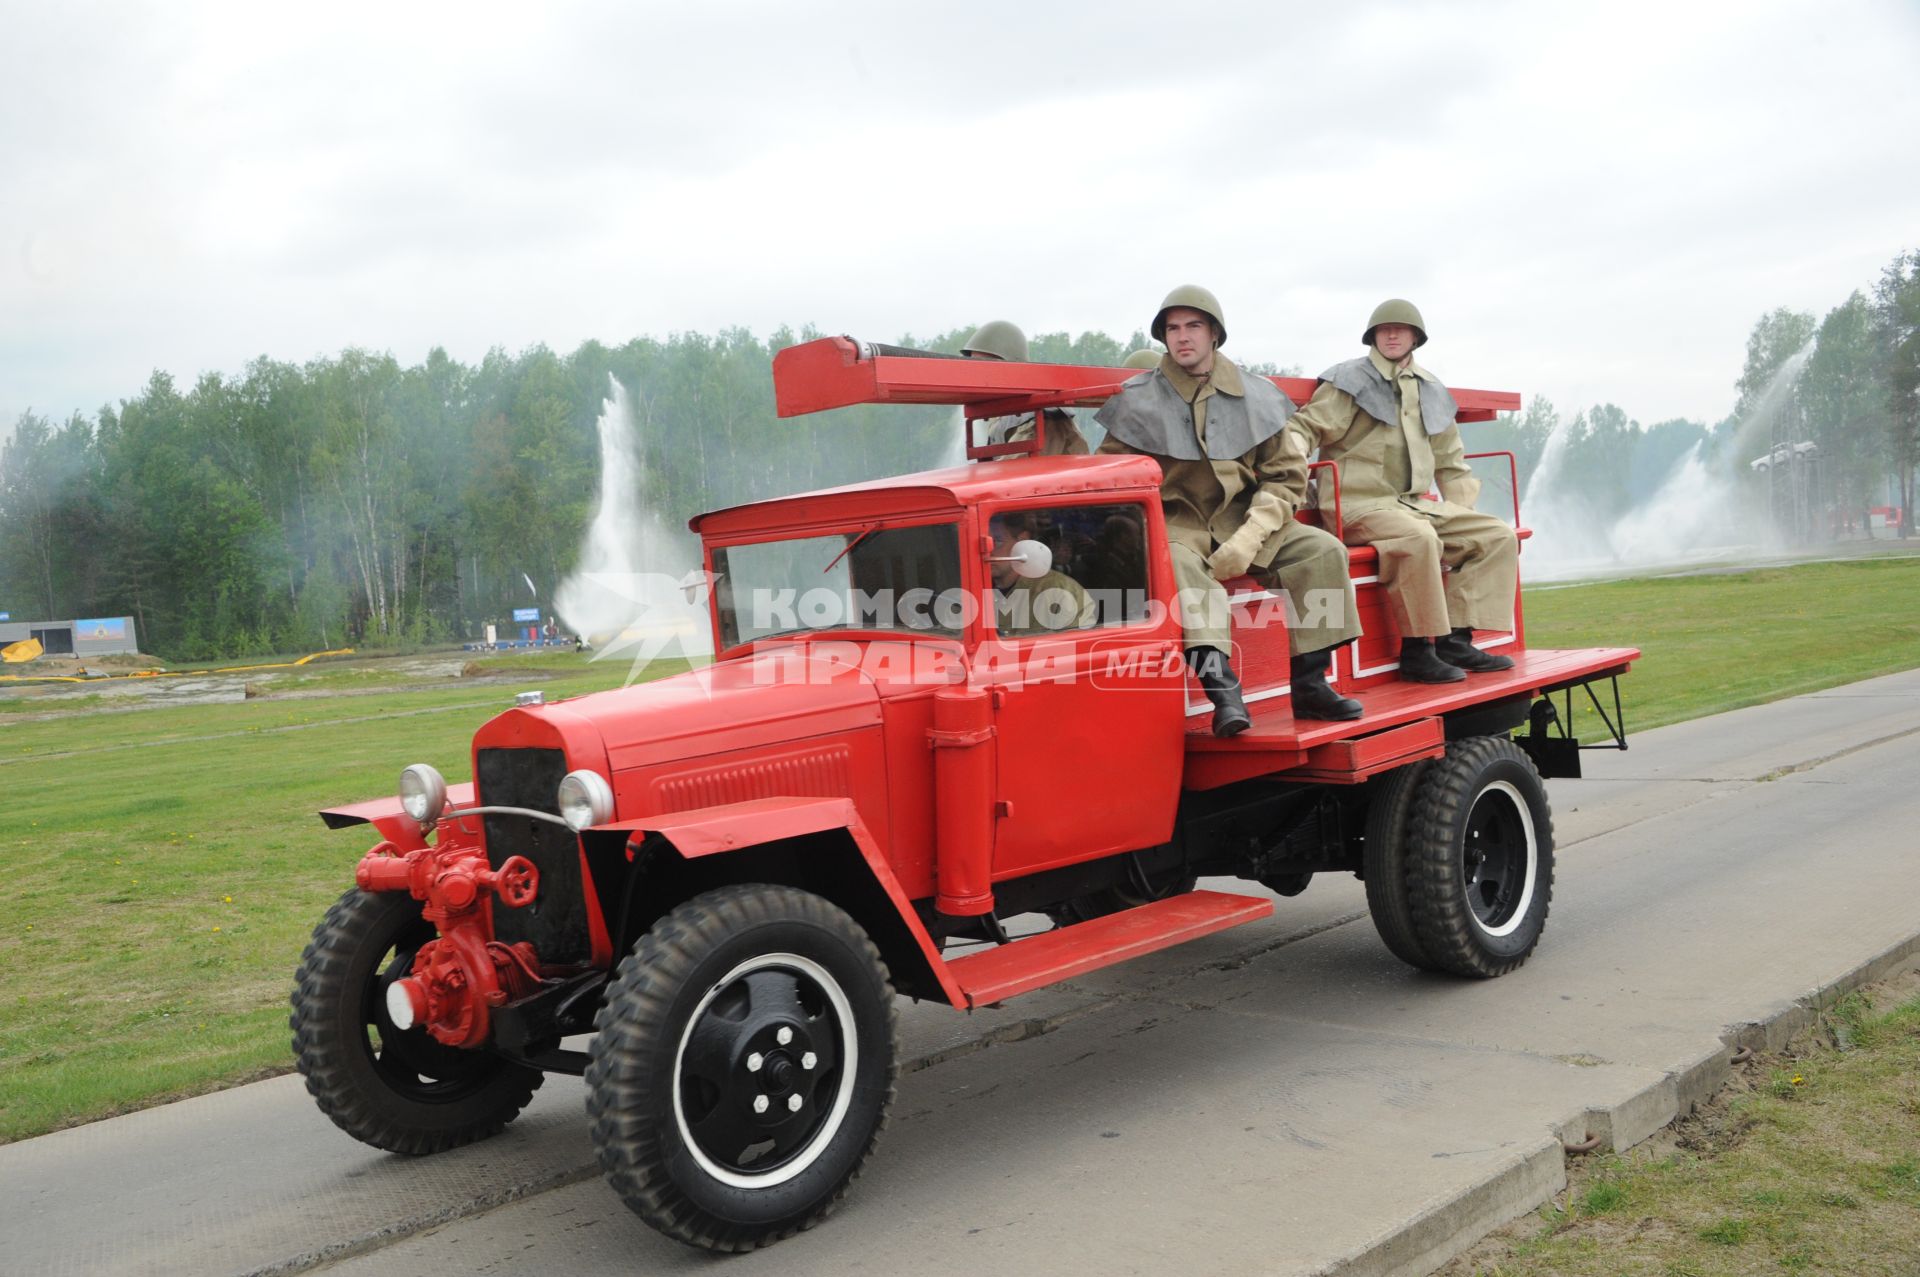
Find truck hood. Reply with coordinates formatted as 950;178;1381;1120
565;648;884;771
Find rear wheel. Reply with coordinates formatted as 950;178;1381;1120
290;889;542;1154
586;885;897;1251
1404;737;1554;978
1363;760;1440;971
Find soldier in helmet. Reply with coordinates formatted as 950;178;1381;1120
1095;286;1362;736
962;319;1028;363
1284;300;1518;682
961;320;1089;457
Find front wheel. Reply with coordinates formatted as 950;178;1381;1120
290;889;542;1154
586;885;897;1252
1404;737;1555;978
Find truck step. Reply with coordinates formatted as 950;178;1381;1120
945;890;1274;1008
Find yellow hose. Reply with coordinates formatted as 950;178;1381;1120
0;648;357;685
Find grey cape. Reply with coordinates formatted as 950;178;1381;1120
1093;368;1296;460
1319;356;1458;437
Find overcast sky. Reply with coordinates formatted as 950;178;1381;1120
4;0;1917;439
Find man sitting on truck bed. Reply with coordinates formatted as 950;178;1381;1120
1283;300;1517;682
1094;285;1362;735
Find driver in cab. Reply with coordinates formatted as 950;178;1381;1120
988;514;1095;635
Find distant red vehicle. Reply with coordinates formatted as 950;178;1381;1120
291;337;1636;1251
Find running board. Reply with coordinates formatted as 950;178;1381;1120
945;890;1274;1008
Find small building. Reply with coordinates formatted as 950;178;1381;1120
0;615;141;657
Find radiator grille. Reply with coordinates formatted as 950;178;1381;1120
475;747;589;966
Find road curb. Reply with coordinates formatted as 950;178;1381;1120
1320;928;1920;1277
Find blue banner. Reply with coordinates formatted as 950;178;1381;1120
76;617;127;641
512;608;541;623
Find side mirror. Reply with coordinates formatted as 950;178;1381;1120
989;538;1053;580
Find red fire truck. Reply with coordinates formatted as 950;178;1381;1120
291;337;1636;1251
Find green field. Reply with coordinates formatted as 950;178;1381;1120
0;650;680;1141
1524;554;1920;732
2;556;1919;1144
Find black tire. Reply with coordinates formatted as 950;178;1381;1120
1404;737;1555;978
290;889;542;1154
1363;760;1441;971
585;885;898;1252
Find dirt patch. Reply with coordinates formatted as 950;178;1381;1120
8;653;167;676
86;653;168;670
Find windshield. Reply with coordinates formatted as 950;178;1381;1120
712;522;964;648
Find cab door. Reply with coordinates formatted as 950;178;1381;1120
973;500;1187;881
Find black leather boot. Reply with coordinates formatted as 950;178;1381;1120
1399;637;1467;683
1186;647;1252;737
1289;647;1362;721
1437;626;1515;673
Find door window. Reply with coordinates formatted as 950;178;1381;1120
986;503;1149;635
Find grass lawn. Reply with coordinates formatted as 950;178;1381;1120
0;651;682;1141
1;556;1919;1144
1524;555;1920;732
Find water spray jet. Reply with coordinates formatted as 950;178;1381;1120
553;375;712;665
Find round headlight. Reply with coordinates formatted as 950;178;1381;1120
398;763;449;823
557;769;615;831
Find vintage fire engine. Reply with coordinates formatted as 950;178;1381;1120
290;337;1636;1251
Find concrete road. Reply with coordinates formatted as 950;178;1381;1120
7;669;1920;1277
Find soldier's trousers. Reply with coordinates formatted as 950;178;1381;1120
1171;520;1362;658
1341;505;1517;638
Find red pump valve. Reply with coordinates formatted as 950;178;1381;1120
489;855;538;907
352;834;546;1047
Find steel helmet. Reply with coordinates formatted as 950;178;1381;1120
1122;348;1162;370
961;320;1029;362
1150;285;1226;349
1362;298;1428;348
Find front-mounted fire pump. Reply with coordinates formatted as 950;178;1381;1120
290;335;1636;1251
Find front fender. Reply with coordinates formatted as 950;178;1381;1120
317;783;478;849
585;797;963;1008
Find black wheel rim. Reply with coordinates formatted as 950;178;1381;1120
1460;780;1537;936
360;919;501;1102
673;952;855;1188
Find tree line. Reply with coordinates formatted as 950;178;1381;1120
3;253;1916;661
0;326;1136;659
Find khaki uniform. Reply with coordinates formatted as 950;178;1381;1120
996;569;1096;634
987;410;1090;456
1286;349;1516;637
1096;354;1360;656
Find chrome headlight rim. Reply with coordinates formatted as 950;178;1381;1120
557;769;615;831
398;763;449;824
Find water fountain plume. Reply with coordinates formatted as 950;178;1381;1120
553;375;713;667
1519;338;1818;581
